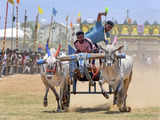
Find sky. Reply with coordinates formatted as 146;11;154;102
0;0;160;28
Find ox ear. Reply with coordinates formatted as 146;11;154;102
113;45;124;53
54;44;61;57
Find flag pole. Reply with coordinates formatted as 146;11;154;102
2;1;9;56
71;23;75;47
23;9;27;50
11;5;15;50
16;5;19;50
48;15;53;44
34;13;39;52
65;16;69;52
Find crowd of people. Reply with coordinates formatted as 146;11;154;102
0;48;44;78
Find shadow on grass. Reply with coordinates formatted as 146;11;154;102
42;110;68;114
41;104;126;114
73;104;123;114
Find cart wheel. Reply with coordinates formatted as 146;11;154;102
61;81;71;110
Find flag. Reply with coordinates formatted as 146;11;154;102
52;8;57;16
70;21;73;28
17;0;20;4
105;8;109;13
78;12;81;17
8;0;14;5
38;6;44;14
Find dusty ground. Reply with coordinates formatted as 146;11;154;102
0;63;160;120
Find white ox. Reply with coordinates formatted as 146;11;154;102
39;47;70;112
99;45;133;112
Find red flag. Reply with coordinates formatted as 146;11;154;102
70;21;73;28
17;0;20;4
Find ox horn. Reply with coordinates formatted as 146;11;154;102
113;45;124;53
54;44;61;57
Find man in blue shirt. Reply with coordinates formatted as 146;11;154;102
85;12;114;45
85;12;115;92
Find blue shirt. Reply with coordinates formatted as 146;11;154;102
85;21;110;44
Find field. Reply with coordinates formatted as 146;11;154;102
0;64;160;120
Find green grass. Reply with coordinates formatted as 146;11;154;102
0;93;159;120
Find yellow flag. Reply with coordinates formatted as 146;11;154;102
38;6;44;14
8;0;14;5
78;12;81;17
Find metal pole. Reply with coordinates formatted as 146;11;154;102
16;6;19;49
48;16;53;44
11;5;15;50
65;16;68;51
2;1;9;55
34;13;39;52
23;9;27;50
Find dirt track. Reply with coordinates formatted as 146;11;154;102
0;64;160;110
70;65;160;110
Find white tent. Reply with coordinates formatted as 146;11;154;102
0;28;24;38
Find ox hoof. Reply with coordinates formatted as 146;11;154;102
119;106;131;112
56;109;62;112
43;99;48;107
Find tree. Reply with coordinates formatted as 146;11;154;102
114;20;118;24
153;21;158;25
123;19;128;24
82;20;88;24
144;20;150;25
133;20;138;25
